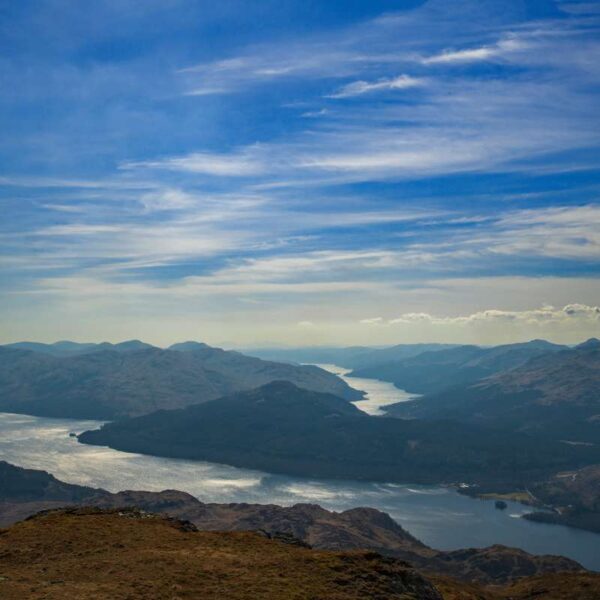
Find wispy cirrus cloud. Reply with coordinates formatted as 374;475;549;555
421;37;526;65
122;149;266;177
2;0;600;345
328;75;426;98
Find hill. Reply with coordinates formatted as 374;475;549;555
0;507;596;599
386;341;600;443
78;381;600;487
523;464;600;533
0;507;443;600
0;343;361;420
349;340;566;395
0;461;586;585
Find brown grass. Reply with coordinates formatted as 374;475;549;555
0;509;440;600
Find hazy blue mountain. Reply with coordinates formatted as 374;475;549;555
168;341;211;352
78;381;599;487
349;340;566;395
243;343;459;369
386;341;600;443
0;344;362;420
240;346;375;366
4;339;156;356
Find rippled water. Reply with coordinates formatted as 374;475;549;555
1;411;598;570
314;363;418;415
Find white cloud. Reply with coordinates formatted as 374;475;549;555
559;2;600;15
139;188;196;211
122;149;265;177
481;205;600;260
360;317;383;324
329;75;425;98
297;320;315;327
388;304;600;326
422;37;526;65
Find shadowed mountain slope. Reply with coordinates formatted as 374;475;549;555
78;381;600;486
386;341;600;443
349;340;566;395
523;464;600;533
0;343;361;420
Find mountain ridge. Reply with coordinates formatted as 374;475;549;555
78;381;600;486
386;343;600;443
348;340;567;395
0;343;362;420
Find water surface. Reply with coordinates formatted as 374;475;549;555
1;411;597;570
315;363;418;415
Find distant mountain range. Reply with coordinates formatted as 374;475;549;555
0;460;586;587
78;381;599;487
386;340;600;443
244;343;459;369
348;339;567;395
0;341;362;420
4;339;156;356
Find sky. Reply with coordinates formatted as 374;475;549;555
1;0;600;347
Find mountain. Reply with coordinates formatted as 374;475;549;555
0;507;596;599
168;341;211;352
0;343;362;420
523;464;600;533
4;339;156;356
78;381;599;487
0;460;109;526
386;342;600;443
0;461;101;504
244;343;458;370
0;461;586;587
0;507;444;600
349;340;567;395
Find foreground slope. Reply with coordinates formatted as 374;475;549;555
0;342;361;419
0;508;596;600
0;461;586;584
0;508;443;600
387;340;600;443
78;381;600;486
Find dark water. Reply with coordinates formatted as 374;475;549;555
0;411;598;570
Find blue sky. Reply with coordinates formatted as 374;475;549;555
1;0;599;346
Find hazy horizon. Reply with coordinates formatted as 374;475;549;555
2;334;598;350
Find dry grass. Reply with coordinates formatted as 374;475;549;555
0;509;597;600
0;509;440;600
